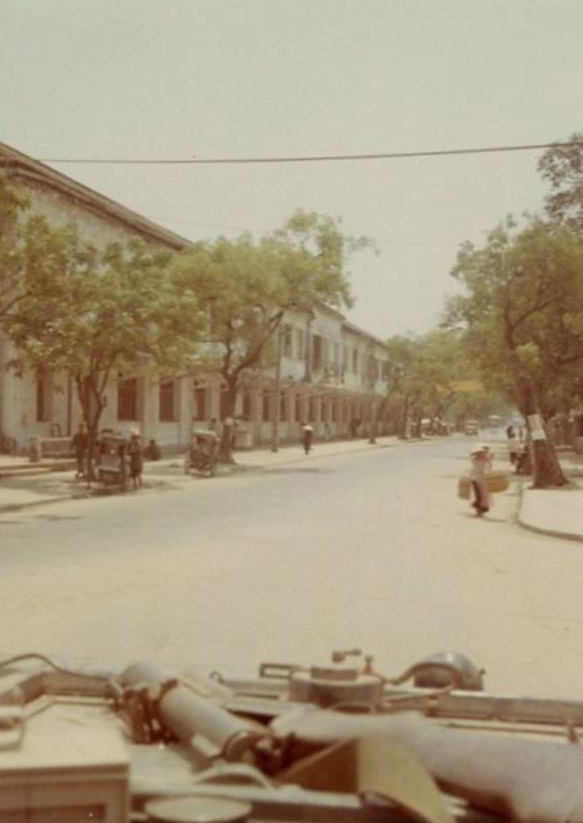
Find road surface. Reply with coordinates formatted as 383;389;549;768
2;436;583;699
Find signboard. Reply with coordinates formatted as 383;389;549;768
527;413;546;441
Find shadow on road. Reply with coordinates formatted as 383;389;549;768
261;466;330;475
458;511;508;524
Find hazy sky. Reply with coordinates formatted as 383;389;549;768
2;0;583;337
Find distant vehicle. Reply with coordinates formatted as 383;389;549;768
464;420;479;435
487;414;502;428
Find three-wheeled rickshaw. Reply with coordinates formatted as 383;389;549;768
184;429;219;477
92;432;131;491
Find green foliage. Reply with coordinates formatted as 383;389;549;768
538;133;583;230
447;218;583;419
170;209;370;459
170;210;367;383
3;217;204;435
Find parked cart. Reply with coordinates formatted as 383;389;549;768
184;429;219;477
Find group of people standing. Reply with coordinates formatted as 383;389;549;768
71;423;161;489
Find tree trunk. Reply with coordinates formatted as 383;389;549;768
218;380;238;464
370;395;388;443
76;374;105;481
513;363;567;488
400;396;410;438
368;395;377;444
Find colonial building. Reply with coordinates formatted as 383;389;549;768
0;142;391;454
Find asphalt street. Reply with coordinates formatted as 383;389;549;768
3;436;583;700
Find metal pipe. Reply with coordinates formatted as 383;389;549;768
120;662;266;762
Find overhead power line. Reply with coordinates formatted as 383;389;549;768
38;139;583;166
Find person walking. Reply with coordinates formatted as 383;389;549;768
469;443;492;516
128;431;143;490
506;424;519;466
71;422;88;480
300;422;314;455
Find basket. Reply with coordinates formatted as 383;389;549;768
458;475;471;499
458;471;510;499
486;470;510;493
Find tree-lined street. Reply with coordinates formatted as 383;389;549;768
3;437;583;699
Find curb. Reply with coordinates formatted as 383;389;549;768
0;494;84;515
517;514;583;543
517;512;583;543
516;479;583;543
228;435;429;471
226;437;414;471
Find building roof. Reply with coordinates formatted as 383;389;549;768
0;142;390;351
0;141;190;251
342;319;388;351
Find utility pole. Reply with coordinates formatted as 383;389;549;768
271;325;284;453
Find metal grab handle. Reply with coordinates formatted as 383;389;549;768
258;663;297;680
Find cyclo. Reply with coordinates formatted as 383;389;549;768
92;432;131;491
184;429;219;477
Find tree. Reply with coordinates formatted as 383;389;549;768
170;210;371;462
3;225;204;473
0;174;64;322
383;330;471;437
447;218;583;487
538;133;583;230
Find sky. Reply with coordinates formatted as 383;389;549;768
2;0;583;338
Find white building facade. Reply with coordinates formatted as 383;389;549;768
0;143;391;455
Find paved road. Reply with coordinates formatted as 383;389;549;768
3;436;583;699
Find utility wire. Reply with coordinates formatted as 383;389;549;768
38;140;583;166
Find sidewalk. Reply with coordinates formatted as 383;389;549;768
518;454;583;542
0;436;401;514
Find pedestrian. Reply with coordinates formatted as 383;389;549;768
506;424;519;465
128;430;143;490
518;425;525;442
144;438;161;460
300;422;313;455
71;422;88;479
469;443;492;516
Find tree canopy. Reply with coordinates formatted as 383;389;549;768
538;132;583;230
3;219;204;464
170;210;372;460
445;216;583;486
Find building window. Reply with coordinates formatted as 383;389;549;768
279;392;287;420
308;398;316;422
242;391;252;419
282;324;293;358
262;391;270;422
118;377;138;421
194;384;206;420
313;335;323;371
159;379;177;422
294;395;302;422
36;369;51;422
352;349;358;374
296;329;305;360
220;388;231;420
